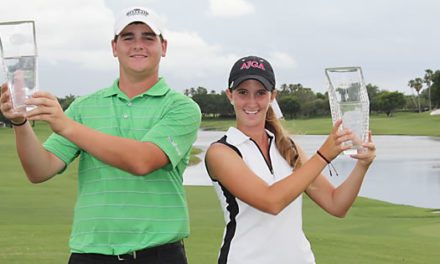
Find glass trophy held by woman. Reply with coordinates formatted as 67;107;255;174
325;67;370;155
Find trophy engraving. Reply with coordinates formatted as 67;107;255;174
325;67;370;155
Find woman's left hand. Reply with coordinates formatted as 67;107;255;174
350;131;376;167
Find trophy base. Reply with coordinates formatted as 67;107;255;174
343;146;367;155
343;149;358;155
12;104;37;113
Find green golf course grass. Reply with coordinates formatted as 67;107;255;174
0;116;439;263
201;111;440;137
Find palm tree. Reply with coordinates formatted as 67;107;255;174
424;69;433;111
408;78;424;113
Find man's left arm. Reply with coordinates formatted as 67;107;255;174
26;91;201;175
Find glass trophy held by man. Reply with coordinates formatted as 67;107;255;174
0;20;38;113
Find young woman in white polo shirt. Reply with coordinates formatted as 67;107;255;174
205;55;376;264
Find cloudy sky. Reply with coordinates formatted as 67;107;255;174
0;0;438;97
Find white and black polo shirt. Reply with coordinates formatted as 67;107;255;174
207;127;316;264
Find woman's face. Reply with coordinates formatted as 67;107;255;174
227;79;276;129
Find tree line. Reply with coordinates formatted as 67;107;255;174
1;69;439;126
407;69;439;113
184;84;406;118
186;68;440;119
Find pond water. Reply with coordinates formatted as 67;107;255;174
184;131;440;209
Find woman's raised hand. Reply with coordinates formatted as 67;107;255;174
318;119;354;162
350;131;376;167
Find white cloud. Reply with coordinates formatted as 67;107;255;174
268;52;297;70
0;0;241;92
161;31;299;92
208;0;255;17
0;0;115;71
1;0;437;96
162;30;238;81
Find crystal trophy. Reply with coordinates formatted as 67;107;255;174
325;67;370;155
0;21;38;112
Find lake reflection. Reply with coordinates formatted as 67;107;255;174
184;131;440;209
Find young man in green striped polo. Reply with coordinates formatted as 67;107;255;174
0;6;201;264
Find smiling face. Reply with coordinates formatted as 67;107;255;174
227;79;277;131
111;22;167;79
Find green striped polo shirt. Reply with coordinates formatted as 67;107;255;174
43;78;201;255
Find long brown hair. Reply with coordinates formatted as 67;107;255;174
265;105;301;168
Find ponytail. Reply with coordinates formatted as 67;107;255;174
265;105;301;168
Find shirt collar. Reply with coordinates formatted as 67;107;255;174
102;77;170;98
226;127;274;146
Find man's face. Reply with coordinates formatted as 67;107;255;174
112;23;167;77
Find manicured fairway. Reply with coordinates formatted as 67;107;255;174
1;121;439;263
